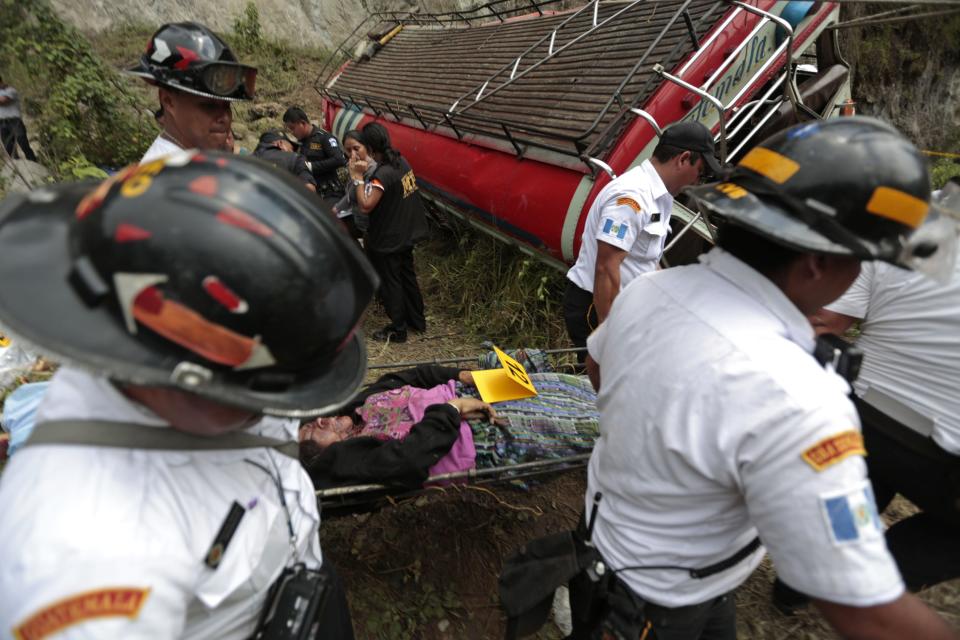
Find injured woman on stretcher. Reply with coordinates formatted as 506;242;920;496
298;365;598;491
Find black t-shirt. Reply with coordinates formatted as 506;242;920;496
300;126;346;187
367;157;428;253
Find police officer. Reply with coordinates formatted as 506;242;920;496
253;129;318;192
572;118;957;640
128;22;257;162
563;121;721;361
0;152;378;638
283;107;347;199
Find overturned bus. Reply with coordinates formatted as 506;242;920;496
315;0;851;269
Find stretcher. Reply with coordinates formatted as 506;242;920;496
315;348;594;513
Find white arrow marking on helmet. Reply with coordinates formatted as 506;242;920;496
151;38;171;63
235;337;277;370
114;273;169;334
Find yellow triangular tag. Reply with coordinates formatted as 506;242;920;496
472;346;538;403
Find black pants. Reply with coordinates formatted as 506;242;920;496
857;397;960;590
567;515;736;640
0;117;37;162
367;248;426;333
562;281;597;364
569;574;736;640
316;561;355;639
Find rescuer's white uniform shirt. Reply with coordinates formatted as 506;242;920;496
585;248;903;608
0;367;323;639
566;160;674;292
141;135;182;164
826;260;960;454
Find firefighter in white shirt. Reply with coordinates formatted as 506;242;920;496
129;22;257;162
0;152;378;638
563;121;721;361
791;180;960;599
570;118;958;640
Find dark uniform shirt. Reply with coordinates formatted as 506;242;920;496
299;126;347;195
252;144;317;189
366;157;428;253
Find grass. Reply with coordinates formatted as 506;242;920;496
418;215;569;349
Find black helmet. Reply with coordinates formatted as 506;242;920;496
0;151;379;416
129;22;257;102
687;117;930;266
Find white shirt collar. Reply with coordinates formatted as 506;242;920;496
699;247;815;352
640;159;670;200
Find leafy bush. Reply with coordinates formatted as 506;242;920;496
232;2;263;51
931;158;960;190
0;0;152;178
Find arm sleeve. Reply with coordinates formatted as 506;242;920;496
593;197;643;252
311;136;347;175
824;263;874;319
305;404;462;490
294;156;317;188
3;559;189;639
739;401;904;606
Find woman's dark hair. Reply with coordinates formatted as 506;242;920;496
342;129;367;149
715;221;804;276
362;122;402;169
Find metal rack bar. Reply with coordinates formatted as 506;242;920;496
629;108;663;136
584;156;617;179
452;0;648;116
653;63;728;163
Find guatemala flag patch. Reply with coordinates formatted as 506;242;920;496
819;482;884;546
601;218;629;240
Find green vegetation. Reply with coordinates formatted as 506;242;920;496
0;0;152;179
842;5;960;153
931;158;960;190
420;216;569;349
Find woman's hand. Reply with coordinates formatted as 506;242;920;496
447;397;496;421
457;370;475;386
348;158;368;181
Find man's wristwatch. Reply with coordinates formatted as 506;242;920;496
352;178;364;187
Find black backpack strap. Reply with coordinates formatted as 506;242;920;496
24;420;300;459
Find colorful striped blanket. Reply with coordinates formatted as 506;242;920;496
459;373;599;469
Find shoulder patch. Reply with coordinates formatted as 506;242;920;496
615;196;642;213
14;587;150;639
600;217;630;241
819;483;883;546
328;138;338;147
401;170;418;197
801;430;865;472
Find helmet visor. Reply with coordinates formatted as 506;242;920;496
201;63;257;99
